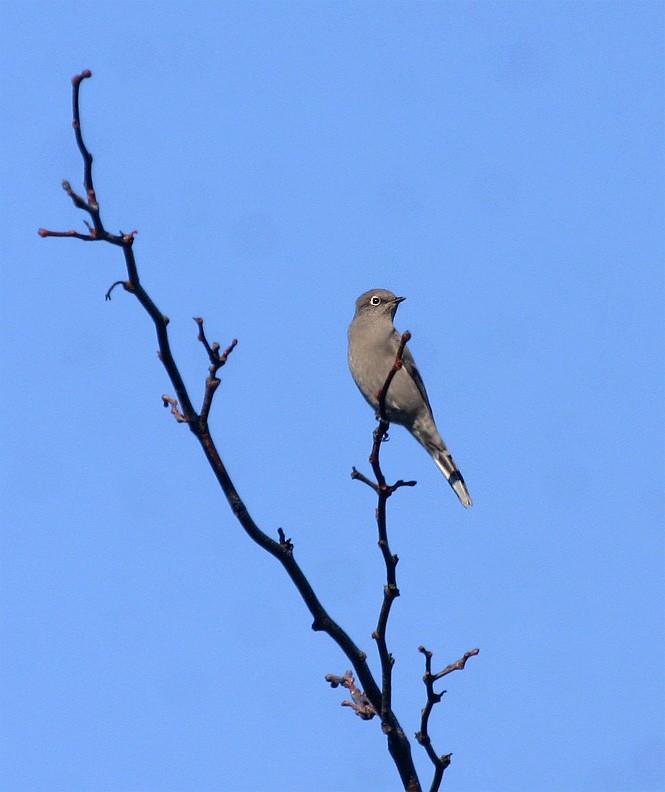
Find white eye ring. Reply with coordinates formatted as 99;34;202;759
370;295;381;306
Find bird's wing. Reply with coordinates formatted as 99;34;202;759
401;343;434;416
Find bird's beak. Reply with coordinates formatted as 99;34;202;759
393;296;406;304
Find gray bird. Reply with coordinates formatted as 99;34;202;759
348;288;472;507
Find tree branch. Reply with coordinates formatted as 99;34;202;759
416;646;480;792
325;671;377;720
193;317;237;423
351;338;416;732
40;70;422;792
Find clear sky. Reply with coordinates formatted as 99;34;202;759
1;2;663;791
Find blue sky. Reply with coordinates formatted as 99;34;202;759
1;2;663;791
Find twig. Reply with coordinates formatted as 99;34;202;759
38;227;95;241
432;647;480;681
416;646;479;792
277;528;293;553
70;71;100;224
194;317;237;423
161;395;187;423
325;671;377;720
350;466;379;491
105;280;131;300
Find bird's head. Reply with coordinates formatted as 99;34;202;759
353;289;405;321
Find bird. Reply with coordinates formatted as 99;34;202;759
347;288;472;507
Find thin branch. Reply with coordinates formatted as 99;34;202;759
376;331;411;421
416;646;479;792
105;280;130;300
38;227;95;241
194;317;237;423
325;671;377;720
40;70;422;792
433;647;480;682
161;395;188;423
350;466;380;491
370;330;412;483
351;337;416;732
194;316;221;363
277;528;293;552
71;70;103;234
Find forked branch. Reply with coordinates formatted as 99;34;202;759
39;70;421;792
416;646;480;792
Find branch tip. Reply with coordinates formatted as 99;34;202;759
161;394;188;423
105;280;128;300
277;528;294;552
325;672;376;720
72;69;92;86
434;647;480;680
416;646;479;788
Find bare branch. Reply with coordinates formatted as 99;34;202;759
161;395;188;423
41;70;423;792
277;528;293;553
70;70;102;234
105;280;130;301
38;227;95;241
416;646;479;792
325;671;377;720
349;338;416;736
350;466;379;491
377;332;411;421
193;317;238;423
433;647;480;682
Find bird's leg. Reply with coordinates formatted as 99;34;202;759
373;415;390;441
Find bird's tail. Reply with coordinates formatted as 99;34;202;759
413;414;472;508
432;449;473;508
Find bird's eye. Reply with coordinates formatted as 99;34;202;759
369;295;381;306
